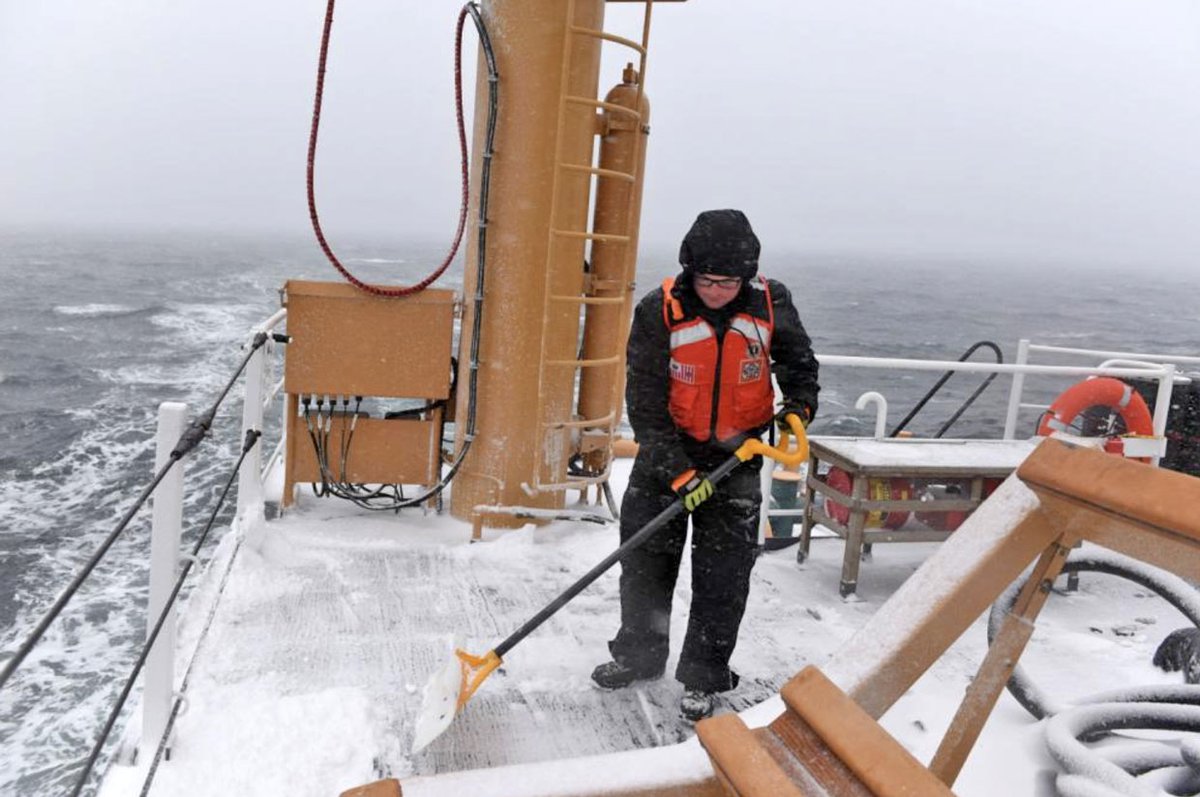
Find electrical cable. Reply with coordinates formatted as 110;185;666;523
987;550;1200;795
302;396;413;511
309;2;496;510
295;4;496;511
988;549;1200;721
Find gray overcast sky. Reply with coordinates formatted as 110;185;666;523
2;1;1200;268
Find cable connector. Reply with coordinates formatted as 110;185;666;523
171;417;211;459
242;429;262;453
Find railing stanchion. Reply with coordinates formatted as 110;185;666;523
1151;365;1176;467
144;401;187;761
1003;339;1030;440
237;340;266;522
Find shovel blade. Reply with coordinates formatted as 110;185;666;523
411;652;464;754
411;646;503;754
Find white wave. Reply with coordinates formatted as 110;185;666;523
149;301;265;347
52;303;139;317
347;257;407;264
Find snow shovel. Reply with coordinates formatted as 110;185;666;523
411;416;810;752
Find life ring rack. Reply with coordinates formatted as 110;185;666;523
1036;376;1154;459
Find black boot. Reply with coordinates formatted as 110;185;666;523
591;660;664;690
680;688;715;721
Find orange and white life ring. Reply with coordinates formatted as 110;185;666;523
1037;376;1154;443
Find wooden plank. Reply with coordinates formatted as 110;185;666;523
780;667;955;797
822;476;1056;717
1017;438;1200;577
340;779;401;797
695;714;807;797
766;714;873;797
928;536;1073;785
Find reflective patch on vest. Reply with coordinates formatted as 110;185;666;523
730;317;770;349
670;358;698;384
740;358;764;383
669;323;714;350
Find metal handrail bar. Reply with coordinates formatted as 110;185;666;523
261;438;285;482
237;310;287;521
825;350;1177;463
1028;344;1200;365
889;340;1002;438
262;376;285;411
568;26;647;54
1097;359;1194;383
817;354;1172;380
1003;339;1188;446
563;95;642;118
255;308;288;334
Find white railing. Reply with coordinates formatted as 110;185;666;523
143;402;187;759
815;351;1178;447
224;321;1195;541
236;308;288;523
140;311;290;761
760;339;1195;534
1003;340;1200;441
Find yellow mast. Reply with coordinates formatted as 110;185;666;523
451;0;652;526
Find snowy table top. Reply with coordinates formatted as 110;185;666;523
808;436;1042;475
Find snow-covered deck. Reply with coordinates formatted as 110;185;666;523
100;458;1194;797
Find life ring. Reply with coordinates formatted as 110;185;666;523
824;467;912;530
1037;377;1154;443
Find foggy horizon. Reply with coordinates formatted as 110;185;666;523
3;1;1199;271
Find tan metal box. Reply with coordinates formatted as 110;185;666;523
287;414;441;486
283;280;455;399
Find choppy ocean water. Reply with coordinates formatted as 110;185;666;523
0;229;1197;794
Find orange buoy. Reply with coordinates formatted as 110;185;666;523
1037;377;1154;461
824;467;912;530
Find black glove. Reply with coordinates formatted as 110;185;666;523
775;405;811;433
672;468;714;512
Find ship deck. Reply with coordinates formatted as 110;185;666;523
99;457;1188;797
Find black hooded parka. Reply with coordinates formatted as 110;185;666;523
608;214;820;693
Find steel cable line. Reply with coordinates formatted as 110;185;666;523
0;333;275;694
69;430;262;797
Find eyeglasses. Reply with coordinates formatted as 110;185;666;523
694;274;743;289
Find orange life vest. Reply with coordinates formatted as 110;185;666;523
661;276;776;443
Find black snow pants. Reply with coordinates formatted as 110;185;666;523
608;451;762;693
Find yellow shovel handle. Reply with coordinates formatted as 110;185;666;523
734;413;809;468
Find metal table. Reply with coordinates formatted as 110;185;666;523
798;437;1039;596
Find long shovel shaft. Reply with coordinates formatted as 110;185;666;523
493;454;745;659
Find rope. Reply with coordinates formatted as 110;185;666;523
306;0;471;297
